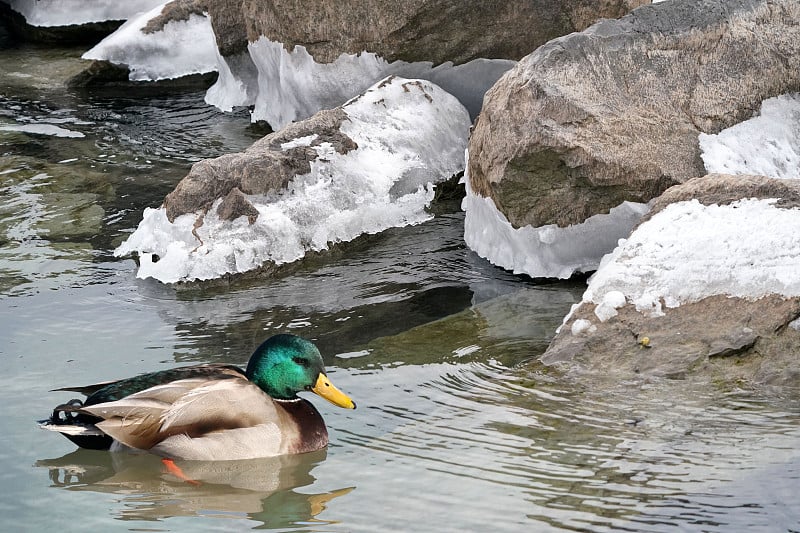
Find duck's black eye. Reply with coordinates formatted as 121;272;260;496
292;356;310;367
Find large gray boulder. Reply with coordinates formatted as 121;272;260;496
541;174;800;388
225;0;646;65
203;0;647;126
467;0;800;248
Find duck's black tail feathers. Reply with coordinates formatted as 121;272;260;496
38;398;112;450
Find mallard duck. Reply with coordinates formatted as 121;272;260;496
39;334;356;460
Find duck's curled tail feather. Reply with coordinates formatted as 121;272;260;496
39;398;112;450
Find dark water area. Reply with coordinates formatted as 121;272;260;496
0;22;798;533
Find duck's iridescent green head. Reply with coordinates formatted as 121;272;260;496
245;334;355;409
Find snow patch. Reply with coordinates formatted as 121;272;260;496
5;0;165;27
582;198;800;315
594;290;626;322
116;77;471;283
82;4;217;81
280;135;318;151
700;93;800;179
570;319;596;336
461;161;650;279
223;37;514;129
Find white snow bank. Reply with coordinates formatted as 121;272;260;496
461;164;650;279
700;93;800;179
82;4;217;81
208;37;514;129
5;0;165;27
115;76;471;283
581;198;800;319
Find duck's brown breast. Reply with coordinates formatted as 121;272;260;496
277;398;329;454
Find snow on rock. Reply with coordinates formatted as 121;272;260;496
570;319;596;336
82;3;218;81
593;290;626;322
700;93;800;179
5;0;165;27
244;38;386;130
461;162;650;279
581;197;800;318
212;37;514;129
115;76;471;283
562;91;800;323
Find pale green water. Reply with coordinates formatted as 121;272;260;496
0;25;798;532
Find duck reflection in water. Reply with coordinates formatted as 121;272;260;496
36;448;354;527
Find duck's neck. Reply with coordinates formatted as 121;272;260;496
276;398;329;454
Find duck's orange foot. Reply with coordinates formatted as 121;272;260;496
162;458;201;486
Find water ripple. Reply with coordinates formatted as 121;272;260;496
329;359;800;532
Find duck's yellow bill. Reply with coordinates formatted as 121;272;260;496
312;373;356;409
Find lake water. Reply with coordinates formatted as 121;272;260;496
1;25;798;533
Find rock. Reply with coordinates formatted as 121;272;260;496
644;172;800;217
67;63;217;90
544;294;800;386
164;107;357;222
66;59;132;87
62;0;219;87
0;9;119;45
216;187;260;223
115;76;471;283
341;286;584;370
706;327;757;359
33;193;105;239
204;0;646;126
227;0;647;65
140;0;207;34
77;0;218;83
465;0;800;276
0;1;164;44
541;174;800;388
1;0;166;27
